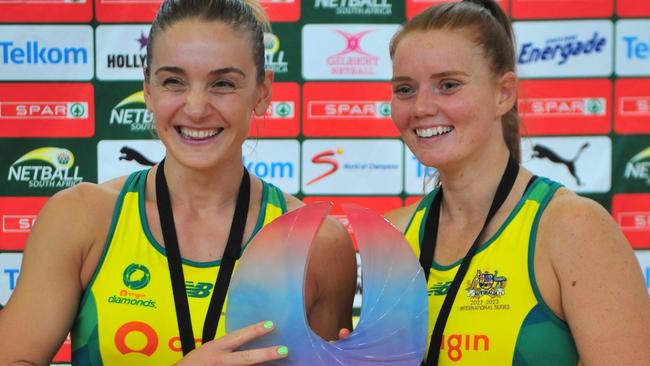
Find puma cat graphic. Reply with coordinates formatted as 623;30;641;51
531;143;589;186
119;146;156;166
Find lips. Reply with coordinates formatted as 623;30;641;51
176;126;224;140
415;126;454;138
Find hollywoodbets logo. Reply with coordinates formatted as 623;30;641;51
106;31;147;69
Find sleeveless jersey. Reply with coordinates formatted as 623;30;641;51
404;177;579;365
71;169;287;365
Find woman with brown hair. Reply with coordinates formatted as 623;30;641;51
385;1;650;364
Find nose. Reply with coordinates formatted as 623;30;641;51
183;87;210;121
412;86;438;119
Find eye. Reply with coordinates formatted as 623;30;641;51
211;79;236;91
162;78;184;90
392;84;415;98
438;80;462;94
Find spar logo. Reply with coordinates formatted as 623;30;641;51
518;32;607;66
624;147;650;185
327;30;379;75
620;96;650;116
307;148;343;185
0;102;87;119
308;100;390;119
519;98;605;116
2;215;36;233
263;33;288;74
315;0;392;16
8;147;83;189
110;90;153;131
265;101;294;118
617;211;650;232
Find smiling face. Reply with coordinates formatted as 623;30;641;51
390;28;515;171
144;19;271;170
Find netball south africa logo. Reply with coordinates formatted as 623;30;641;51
466;269;507;298
123;263;151;290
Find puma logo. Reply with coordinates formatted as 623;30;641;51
119;146;156;166
531;143;589;186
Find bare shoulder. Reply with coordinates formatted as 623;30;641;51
29;176;126;255
539;188;622;253
384;201;420;232
0;176;129;364
538;188;650;365
538;187;633;273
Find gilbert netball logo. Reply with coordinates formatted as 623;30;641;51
327;30;379;75
307;148;343;185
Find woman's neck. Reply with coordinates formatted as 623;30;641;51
437;147;512;227
159;154;246;212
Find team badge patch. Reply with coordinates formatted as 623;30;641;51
466;269;507;298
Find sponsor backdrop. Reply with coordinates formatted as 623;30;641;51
1;0;650;363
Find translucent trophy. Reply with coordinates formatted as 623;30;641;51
226;202;428;365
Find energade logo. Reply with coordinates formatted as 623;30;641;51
518;32;606;66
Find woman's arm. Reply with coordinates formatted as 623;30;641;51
305;216;357;340
539;191;650;365
0;184;99;364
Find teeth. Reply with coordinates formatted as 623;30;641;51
416;126;453;138
179;127;221;139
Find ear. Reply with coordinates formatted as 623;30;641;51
495;71;517;117
253;70;273;116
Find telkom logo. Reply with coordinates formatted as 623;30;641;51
0;41;88;65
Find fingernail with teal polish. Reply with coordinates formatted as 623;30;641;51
263;321;274;329
277;346;289;356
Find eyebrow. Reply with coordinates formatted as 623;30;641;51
391;70;469;83
154;66;247;78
